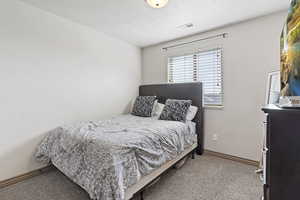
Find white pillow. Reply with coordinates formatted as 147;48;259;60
186;105;198;121
151;101;165;118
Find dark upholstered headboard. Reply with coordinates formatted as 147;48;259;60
139;82;204;155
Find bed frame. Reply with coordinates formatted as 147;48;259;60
139;82;204;154
126;82;204;200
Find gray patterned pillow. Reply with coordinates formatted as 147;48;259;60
159;99;192;122
131;96;156;117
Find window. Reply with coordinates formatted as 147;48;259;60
168;48;223;106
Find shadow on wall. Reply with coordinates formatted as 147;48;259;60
123;100;133;114
0;133;48;181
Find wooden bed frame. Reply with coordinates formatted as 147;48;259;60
126;82;204;200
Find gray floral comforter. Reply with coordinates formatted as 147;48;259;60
35;114;197;200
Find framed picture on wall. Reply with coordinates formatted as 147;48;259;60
280;0;300;108
266;70;280;105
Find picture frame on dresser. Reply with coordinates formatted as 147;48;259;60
265;70;280;105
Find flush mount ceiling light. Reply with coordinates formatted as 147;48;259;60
145;0;169;8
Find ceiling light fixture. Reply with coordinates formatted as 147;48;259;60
145;0;169;8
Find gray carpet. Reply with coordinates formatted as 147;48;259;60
0;155;262;200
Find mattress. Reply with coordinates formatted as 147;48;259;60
35;114;197;200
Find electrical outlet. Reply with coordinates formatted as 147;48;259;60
212;134;218;141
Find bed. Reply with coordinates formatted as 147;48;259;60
35;82;204;200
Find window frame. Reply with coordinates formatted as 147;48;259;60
167;48;224;108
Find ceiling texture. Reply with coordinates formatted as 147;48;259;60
20;0;290;47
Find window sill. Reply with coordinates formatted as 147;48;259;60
204;105;224;110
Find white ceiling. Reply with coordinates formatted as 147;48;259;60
20;0;290;47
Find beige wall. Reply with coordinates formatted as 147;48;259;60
0;0;141;181
142;11;287;161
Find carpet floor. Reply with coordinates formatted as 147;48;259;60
0;155;262;200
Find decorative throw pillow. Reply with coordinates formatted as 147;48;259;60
131;96;156;117
159;99;192;122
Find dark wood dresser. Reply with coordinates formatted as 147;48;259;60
262;105;300;200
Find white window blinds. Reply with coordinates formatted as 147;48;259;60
168;48;223;106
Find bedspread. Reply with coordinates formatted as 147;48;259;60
35;114;197;200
